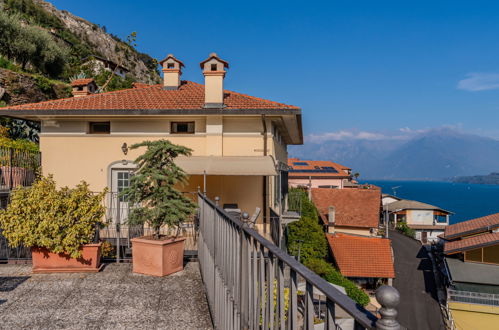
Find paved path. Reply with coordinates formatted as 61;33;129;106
390;230;444;330
0;262;212;330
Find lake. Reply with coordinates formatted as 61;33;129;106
361;180;499;224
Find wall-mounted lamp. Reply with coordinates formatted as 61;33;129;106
121;143;128;155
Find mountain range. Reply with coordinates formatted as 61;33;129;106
289;129;499;180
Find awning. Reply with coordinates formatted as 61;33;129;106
175;156;277;176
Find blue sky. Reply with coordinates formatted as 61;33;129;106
50;0;499;140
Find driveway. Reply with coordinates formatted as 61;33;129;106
390;230;444;330
0;262;212;330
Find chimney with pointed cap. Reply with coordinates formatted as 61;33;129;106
159;54;184;90
200;53;229;108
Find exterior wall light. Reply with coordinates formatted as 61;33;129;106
121;143;128;155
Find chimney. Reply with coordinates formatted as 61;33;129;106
200;53;229;108
70;78;97;97
328;206;336;224
159;54;184;90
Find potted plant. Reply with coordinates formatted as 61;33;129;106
0;175;107;273
122;140;196;277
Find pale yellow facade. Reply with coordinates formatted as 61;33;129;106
38;115;294;224
449;302;499;330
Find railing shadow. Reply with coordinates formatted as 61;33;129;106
0;276;30;292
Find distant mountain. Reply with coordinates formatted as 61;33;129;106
452;172;499;185
290;129;499;180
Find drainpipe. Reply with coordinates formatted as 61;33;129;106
261;115;268;233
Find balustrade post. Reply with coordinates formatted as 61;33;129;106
375;285;401;330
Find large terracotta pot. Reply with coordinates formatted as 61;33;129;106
131;236;185;277
31;243;103;273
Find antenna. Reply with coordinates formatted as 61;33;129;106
391;186;401;196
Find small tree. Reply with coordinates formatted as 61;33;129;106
121;140;196;239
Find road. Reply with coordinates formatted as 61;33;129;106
390;230;444;330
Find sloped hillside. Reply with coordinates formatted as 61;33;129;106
0;0;160;91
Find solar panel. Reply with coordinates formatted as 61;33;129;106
293;162;309;166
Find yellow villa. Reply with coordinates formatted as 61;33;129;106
0;53;303;232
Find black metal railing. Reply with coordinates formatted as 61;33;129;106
197;193;401;329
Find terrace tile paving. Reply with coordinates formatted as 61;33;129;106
0;262;212;330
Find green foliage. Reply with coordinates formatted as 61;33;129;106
0;55;20;71
0;176;107;258
93;70;135;92
121;140;197;238
397;221;415;238
286;189;327;263
0;11;68;77
0;136;38;152
5;0;63;29
0;117;40;143
304;258;370;307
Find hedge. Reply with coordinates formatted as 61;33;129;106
304;258;370;307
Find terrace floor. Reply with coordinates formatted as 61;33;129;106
0;262;213;330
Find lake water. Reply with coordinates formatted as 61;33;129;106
361;180;499;224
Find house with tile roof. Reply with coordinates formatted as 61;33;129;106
0;53;303;232
384;198;452;243
326;233;395;288
311;187;382;236
441;213;499;328
287;158;352;189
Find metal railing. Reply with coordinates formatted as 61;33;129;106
197;193;401;330
448;289;499;307
0;147;40;191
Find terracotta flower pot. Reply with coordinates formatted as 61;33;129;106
131;236;186;277
31;243;103;273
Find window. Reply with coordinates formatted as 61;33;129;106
89;122;110;134
211;63;217;71
171;122;195;134
167;62;175;69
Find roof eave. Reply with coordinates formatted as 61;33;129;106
0;107;302;118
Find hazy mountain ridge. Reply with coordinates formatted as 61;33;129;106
290;129;499;180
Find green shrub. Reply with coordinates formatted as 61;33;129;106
286;188;327;264
397;221;415;238
304;258;370;307
0;176;107;258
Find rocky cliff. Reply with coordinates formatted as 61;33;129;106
32;0;160;84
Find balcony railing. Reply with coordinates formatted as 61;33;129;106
0;147;40;192
448;289;499;307
197;193;401;329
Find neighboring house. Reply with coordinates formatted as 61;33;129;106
381;194;401;206
384;199;452;243
441;213;499;329
326;233;395;288
0;53;303;232
82;55;129;78
311;187;381;236
287;158;351;189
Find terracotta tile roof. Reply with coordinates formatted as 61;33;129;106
132;82;151;89
70;78;95;87
288;158;351;178
444;232;499;254
444;213;499;239
326;233;395;278
312;188;381;228
2;81;299;111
